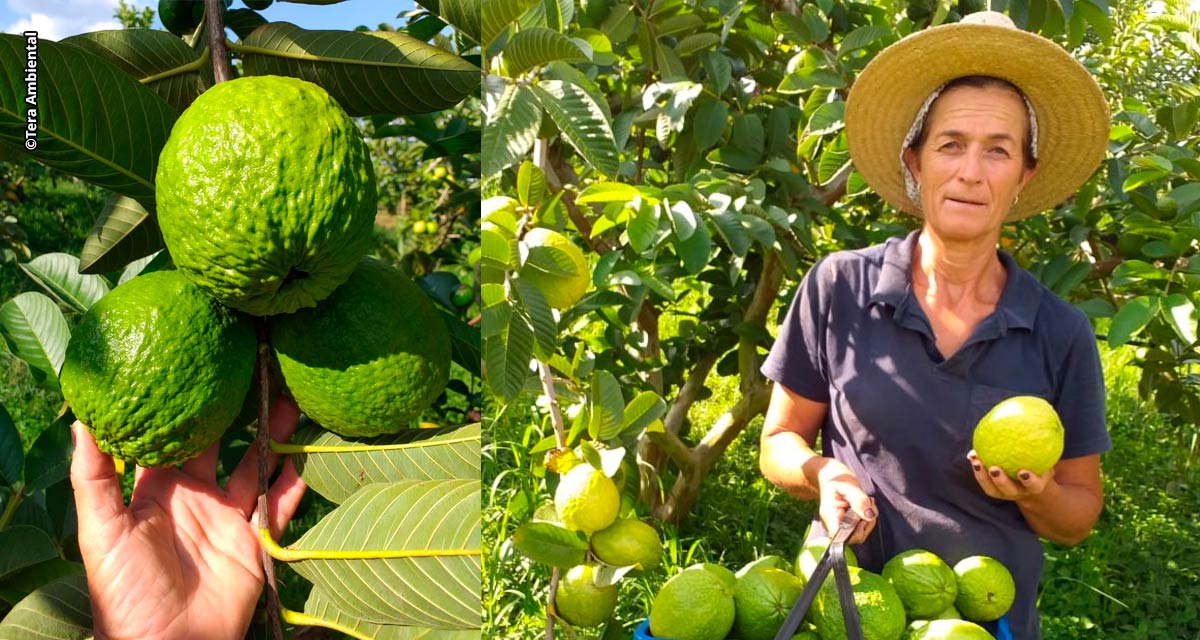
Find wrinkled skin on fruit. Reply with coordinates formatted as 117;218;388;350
60;270;256;467
156;75;376;316
270;257;450;437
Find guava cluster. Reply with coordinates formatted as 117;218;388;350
61;75;450;467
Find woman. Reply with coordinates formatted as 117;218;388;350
759;12;1111;639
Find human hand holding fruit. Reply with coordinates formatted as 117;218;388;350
967;449;1055;502
70;397;308;640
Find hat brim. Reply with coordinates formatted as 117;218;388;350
845;21;1110;221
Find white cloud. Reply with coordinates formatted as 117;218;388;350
3;0;138;41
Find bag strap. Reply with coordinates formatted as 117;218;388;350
773;513;865;640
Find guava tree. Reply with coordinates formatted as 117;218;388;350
0;1;483;637
482;0;1198;634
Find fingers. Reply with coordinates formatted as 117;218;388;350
255;457;307;539
180;440;220;485
226;395;301;517
967;450;1051;501
69;422;126;539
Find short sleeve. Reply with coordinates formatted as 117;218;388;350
1054;314;1111;459
761;258;831;403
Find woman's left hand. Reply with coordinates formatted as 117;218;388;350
966;449;1054;502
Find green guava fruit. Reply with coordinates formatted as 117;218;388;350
60;270;255;467
156;75;376;316
270;257;450;437
554;564;618;627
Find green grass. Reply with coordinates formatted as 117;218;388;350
484;346;1200;639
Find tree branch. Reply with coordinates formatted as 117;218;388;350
204;0;232;83
662;351;718;436
253;319;283;640
813;162;853;206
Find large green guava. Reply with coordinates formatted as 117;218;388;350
270;257;450;437
60;270;256;467
155;75;376;316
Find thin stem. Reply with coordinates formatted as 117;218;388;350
0;484;24;531
537;360;567;449
254;319;283;640
140;48;211;84
205;0;232;83
280;607;370;640
545;567;561;640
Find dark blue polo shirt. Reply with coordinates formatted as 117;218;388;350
761;230;1111;640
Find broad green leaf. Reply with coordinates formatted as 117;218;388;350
627;202;660;253
700;51;732;94
621;391;666;437
0;559;85;606
482;0;539;45
773;12;815;44
516;160;547;209
1110;259;1165;288
289;480;481;629
1108;295;1157;347
511;522;588;567
419;0;482;44
710;210;751;257
240;23;480;116
807;100;845;136
587;370;625;441
291;421;481;504
1074;0;1112;45
483;83;541;177
78;193;165;275
674;219;711;274
0;36;175;208
0;574;91;638
118;250;170;286
440;310;481;379
676;32;721;57
1122;169;1169;192
1162;293;1197;345
224;8;269;40
693;99;728;150
502;27;588;76
837;25;890;57
668;199;698;241
512;278;558;358
818;132;850;183
0;292;70;391
0;526;58;581
656;14;705;37
0;404;22;488
482;302;534;401
302;586;478;639
19;254;110;315
531;81;619;178
708;113;764;172
24;412;74;494
60;29;213;113
577;182;642;205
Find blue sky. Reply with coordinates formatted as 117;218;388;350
2;0;416;42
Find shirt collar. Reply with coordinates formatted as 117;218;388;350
869;230;1041;331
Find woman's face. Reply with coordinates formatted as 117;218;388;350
903;84;1037;243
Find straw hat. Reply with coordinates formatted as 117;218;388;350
845;11;1110;220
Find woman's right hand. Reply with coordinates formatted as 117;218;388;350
814;458;878;544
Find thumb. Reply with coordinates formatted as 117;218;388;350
69;422;126;537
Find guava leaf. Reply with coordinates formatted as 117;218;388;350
414;0;482;45
0;559;85;607
224;9;268;41
24;412;75;494
0;526;58;581
1109;295;1158;347
19;254;111;315
502;27;588;76
59;29;213;113
511;522;588;567
288;480;481;629
442;310;482;379
482;82;541;177
0;35;175;209
0;292;70;392
78;194;165;275
290;421;480;504
302;586;479;639
482;0;539;46
482;300;534;401
240;22;480;116
0;574;91;638
0;403;22;488
531;80;619;178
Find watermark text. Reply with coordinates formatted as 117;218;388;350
24;32;38;150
